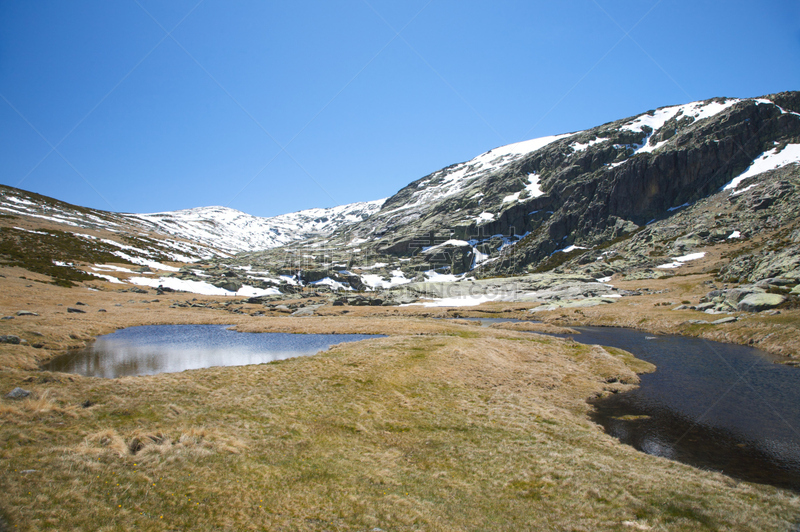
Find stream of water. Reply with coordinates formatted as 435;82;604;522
558;326;800;491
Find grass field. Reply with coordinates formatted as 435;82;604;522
1;269;800;530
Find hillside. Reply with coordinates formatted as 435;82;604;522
2;91;799;312
236;92;800;290
3;92;800;531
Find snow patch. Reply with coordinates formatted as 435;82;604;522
92;264;136;274
112;251;180;272
311;277;353;291
361;270;411;289
385;133;576;214
667;202;691;212
475;212;496;224
722;144;800;193
656;252;706;269
570;138;608;152
87;272;125;284
13;227;49;235
423;239;470;253
128;276;280;297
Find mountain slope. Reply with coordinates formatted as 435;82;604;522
128;200;384;255
3;91;800;298
245;92;797;276
0;185;384;258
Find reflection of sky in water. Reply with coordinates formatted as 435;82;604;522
640;436;676;460
44;324;383;378
563;326;800;490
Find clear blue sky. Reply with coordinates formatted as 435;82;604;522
2;1;798;217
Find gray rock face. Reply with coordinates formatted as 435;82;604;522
5;387;31;399
737;293;786;312
694;282;795;314
213;279;243;292
234;92;800;283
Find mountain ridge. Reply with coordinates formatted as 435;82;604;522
2;90;800;299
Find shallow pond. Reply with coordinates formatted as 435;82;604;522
42;324;383;378
559;326;800;491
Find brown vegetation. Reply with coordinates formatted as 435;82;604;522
1;267;800;529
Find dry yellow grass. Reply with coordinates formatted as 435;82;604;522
2;266;800;529
0;325;798;530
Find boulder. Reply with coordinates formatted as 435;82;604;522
16;311;38;316
6;387;31;399
67;307;86;314
724;288;762;304
213;279;243;292
737;293;786;312
0;335;21;344
291;306;320;317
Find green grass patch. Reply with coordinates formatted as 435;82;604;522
601;346;656;373
0;227;133;286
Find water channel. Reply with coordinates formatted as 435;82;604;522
556;326;800;491
42;324;382;378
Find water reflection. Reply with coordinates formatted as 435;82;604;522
43;324;383;378
561;327;800;491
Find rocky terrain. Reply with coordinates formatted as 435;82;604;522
1;91;799;327
3;92;800;531
227;92;800;290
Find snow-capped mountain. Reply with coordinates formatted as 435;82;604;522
128;200;385;255
232;91;800;286
3;91;800;296
0;184;384;261
315;93;800;263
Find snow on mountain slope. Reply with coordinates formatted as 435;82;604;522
0;184;385;259
722;143;800;194
128;200;385;254
383;133;577;215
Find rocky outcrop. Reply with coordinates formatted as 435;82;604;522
237;92;800;282
738;293;787;312
697;282;794;313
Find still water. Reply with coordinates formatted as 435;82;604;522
43;324;383;378
559;327;800;491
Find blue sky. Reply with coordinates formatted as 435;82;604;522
1;1;798;217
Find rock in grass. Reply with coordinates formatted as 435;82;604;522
737;293;786;312
67;307;86;314
0;335;21;344
711;316;738;325
6;387;31;399
16;310;38;316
